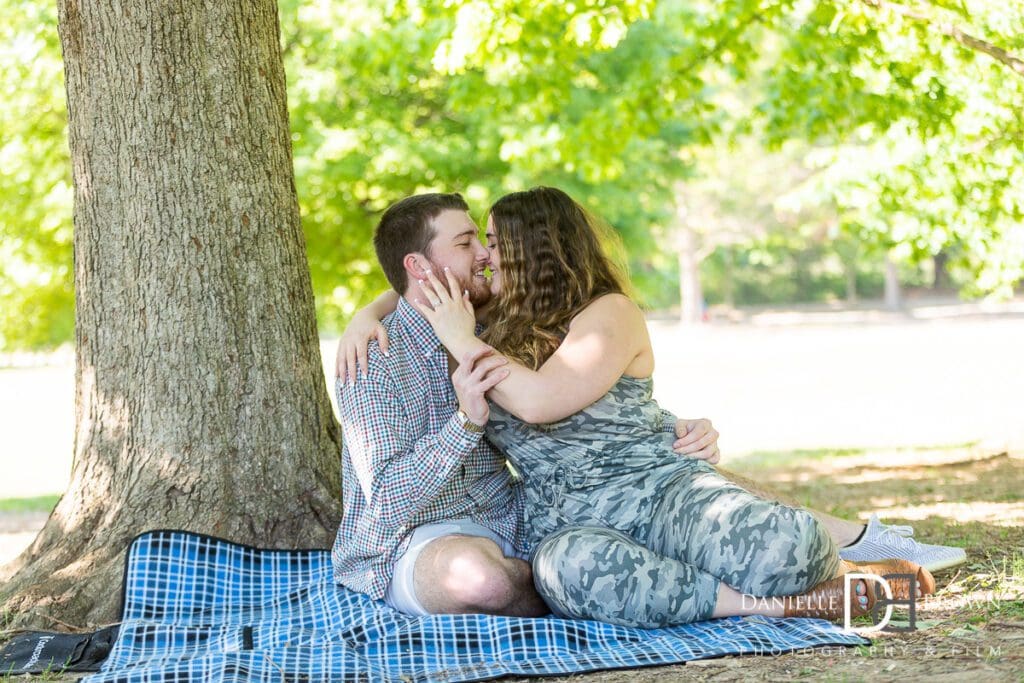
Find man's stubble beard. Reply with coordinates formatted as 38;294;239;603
427;259;492;308
468;279;492;308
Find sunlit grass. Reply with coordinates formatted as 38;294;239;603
733;446;870;470
0;495;59;514
734;441;983;470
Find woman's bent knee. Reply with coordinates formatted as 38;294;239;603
531;526;619;619
531;526;716;628
743;507;839;596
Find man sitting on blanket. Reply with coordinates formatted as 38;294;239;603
331;192;965;618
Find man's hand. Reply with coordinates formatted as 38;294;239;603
452;346;509;426
672;418;721;463
335;314;390;384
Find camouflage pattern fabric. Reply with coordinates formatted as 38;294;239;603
487;376;840;628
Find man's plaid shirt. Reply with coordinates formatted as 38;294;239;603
331;297;528;600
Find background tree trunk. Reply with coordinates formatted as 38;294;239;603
0;0;342;628
845;264;858;303
932;251;951;291
722;247;735;308
675;203;705;325
885;253;902;310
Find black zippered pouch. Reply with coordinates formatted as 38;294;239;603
0;624;119;674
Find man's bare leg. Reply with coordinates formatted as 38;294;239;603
715;466;865;548
413;535;548;617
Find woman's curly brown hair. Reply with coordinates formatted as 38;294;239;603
482;187;630;369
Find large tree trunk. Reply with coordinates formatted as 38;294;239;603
0;0;342;628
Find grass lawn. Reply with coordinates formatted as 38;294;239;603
0;496;59;515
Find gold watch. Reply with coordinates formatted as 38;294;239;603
456;409;485;433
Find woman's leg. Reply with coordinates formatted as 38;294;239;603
715;465;865;547
531;525;874;626
647;465;841;598
532;525;721;628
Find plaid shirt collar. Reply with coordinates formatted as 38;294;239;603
395;296;443;359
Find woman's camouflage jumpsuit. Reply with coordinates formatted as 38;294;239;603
486;376;840;627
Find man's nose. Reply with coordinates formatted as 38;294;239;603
475;243;490;264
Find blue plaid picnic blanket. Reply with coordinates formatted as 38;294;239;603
84;530;866;682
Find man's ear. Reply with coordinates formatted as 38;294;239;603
402;253;430;285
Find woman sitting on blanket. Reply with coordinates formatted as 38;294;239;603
340;186;934;627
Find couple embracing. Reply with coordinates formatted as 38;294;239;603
331;188;964;627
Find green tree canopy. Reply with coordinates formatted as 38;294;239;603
2;0;1021;348
0;0;72;348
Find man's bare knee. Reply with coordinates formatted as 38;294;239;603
414;536;534;615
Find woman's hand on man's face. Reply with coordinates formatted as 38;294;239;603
412;267;479;351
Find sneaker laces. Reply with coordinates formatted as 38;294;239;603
879;522;914;538
876;521;916;548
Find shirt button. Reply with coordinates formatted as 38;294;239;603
397;525;408;535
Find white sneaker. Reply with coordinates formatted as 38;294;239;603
838;514;967;572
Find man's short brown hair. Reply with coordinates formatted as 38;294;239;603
373;192;470;293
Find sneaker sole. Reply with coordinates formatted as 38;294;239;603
921;553;967;573
838;549;968;573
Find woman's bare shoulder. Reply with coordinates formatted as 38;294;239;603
570;292;644;329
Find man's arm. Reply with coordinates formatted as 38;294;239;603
338;374;482;531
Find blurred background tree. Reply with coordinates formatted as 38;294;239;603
0;0;72;348
2;0;1021;348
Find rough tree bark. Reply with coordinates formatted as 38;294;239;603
0;0;342;628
